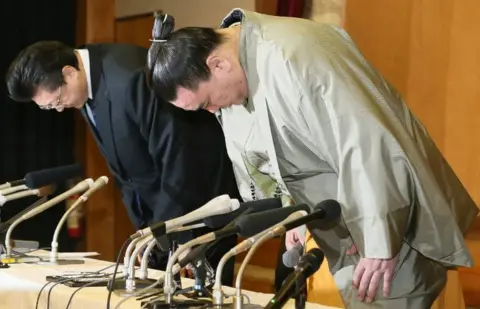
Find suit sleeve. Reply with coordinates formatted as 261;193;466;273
124;70;239;223
265;34;414;259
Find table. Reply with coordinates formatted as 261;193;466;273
0;256;341;309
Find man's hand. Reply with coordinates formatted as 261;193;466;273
285;227;305;250
347;244;398;303
178;247;194;278
179;264;195;278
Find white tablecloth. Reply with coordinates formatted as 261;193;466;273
0;256;341;309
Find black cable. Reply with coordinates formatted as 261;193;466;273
46;282;62;309
65;278;111;309
35;281;54;309
106;238;131;309
39;264;115;309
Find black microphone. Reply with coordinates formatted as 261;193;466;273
282;199;341;232
234;204;312;238
265;248;324;309
202;198;282;229
24;163;83;188
176;204;311;268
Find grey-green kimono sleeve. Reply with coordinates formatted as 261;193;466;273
266;34;415;259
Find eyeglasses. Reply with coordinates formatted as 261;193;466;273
40;86;62;110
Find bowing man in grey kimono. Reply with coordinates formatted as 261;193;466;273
146;9;479;308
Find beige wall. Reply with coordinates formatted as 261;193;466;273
116;0;255;28
303;0;346;27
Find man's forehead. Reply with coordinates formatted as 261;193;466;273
33;88;56;102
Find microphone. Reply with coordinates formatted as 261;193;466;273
0;197;47;257
24;163;83;189
2;178;94;258
283;243;304;268
213;209;309;307
202;198;282;229
49;176;109;264
0;163;82;195
227;200;339;308
265;249;324;309
129;194;240;240
0;185;29;196
280;199;341;233
0;185;56;207
0;178;26;190
117;204;309;307
233;199;340;261
137;223;207;279
175;203;312;269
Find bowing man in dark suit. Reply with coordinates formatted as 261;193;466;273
5;41;240;285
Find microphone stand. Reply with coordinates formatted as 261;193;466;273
141;252;214;308
174;255;214;298
294;273;307;309
168;237;183;292
0;235;8;268
0;197;45;267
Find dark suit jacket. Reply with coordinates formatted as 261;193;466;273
79;43;241;238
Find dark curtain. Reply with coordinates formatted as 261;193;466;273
276;0;306;18
0;0;78;250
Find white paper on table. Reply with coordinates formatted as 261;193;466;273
29;252;100;259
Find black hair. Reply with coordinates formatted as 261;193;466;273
147;14;225;102
5;41;79;102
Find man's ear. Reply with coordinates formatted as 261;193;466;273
206;55;232;74
62;65;77;78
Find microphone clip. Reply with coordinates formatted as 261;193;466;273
174;256;215;299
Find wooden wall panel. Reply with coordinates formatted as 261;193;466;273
255;0;278;15
344;0;480;305
76;0;134;262
115;14;156;48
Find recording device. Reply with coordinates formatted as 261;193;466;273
2;178;94;259
48;176;109;265
265;249;324;309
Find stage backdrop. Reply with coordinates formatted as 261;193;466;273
0;0;77;250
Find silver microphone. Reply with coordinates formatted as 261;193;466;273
212;210;308;307
2;178;94;258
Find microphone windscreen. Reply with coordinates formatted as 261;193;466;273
235;204;311;237
313;199;341;221
282;243;304;268
203;198;282;228
302;248;324;277
25;164;83;188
